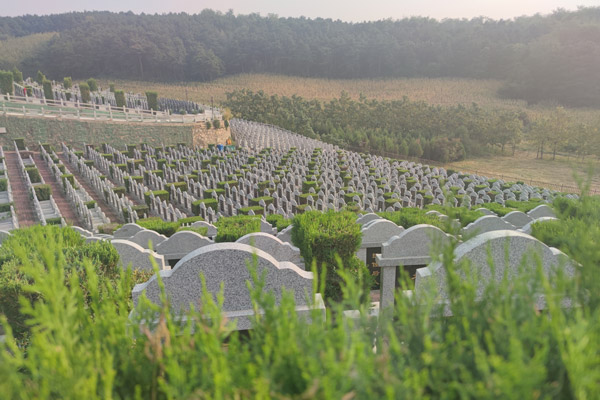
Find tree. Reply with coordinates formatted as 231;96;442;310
11;67;23;84
546;107;570;160
42;79;53;100
0;70;13;95
63;77;72;89
145;91;158;111
114;90;125;108
36;70;45;85
79;82;90;103
408;139;423;158
86;78;98;92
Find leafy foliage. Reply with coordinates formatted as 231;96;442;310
215;215;261;242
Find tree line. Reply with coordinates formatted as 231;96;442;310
225;89;600;162
0;8;599;107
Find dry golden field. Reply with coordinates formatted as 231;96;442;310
447;150;600;194
101;73;599;123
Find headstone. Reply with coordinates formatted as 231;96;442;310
131;243;324;330
462;215;517;237
111;239;168;272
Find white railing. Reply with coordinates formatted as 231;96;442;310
1;94;212;124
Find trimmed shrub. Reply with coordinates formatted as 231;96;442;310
299;193;318;205
33;184;52;201
14;138;25;150
114;90;125;108
86;78;98;92
217;180;238;189
0;202;12;213
291;211;365;301
176;216;204;225
125;176;143;192
146;91;158;111
302;181;318;193
11;67;23;84
84;200;96;209
35;70;45;84
192;198;218;215
45;217;62;225
215;215;261;242
266;214;292;232
144;190;169;206
26;167;41;183
0;70;13;95
239;206;264;215
167;182;188;192
136;217;179;237
79;82;91;103
176;226;209;236
378;208;445;230
61;174;75;187
203;188;225;199
250;196;273;207
0;178;7;192
122;205;149;221
63;76;72;89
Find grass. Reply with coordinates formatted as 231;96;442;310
446;150;600;194
100;74;600;123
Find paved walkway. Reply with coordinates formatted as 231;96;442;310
4;151;37;227
57;152;121;223
35;153;81;226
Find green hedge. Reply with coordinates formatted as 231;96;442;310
144;190;169;206
136;217;179;237
302;181;318;193
217;180;238;189
167;182;188;192
291;211;366;301
378;208;445;230
203;188;225;199
122;205;149;221
239;206;264;215
84;200;96;209
266;214;292;232
215;215;261;242
26;167;41;184
0;70;13;95
0;202;13;213
45;217;62;225
250;196;273;207
0;178;7;192
33;184;52;201
14;138;25;150
61;174;75;187
192;198;218;215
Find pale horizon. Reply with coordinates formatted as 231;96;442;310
1;0;599;22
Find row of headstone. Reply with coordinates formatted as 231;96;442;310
0;147;18;231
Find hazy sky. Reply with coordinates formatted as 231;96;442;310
2;0;598;21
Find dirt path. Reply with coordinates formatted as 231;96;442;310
35;153;81;226
4;151;37;227
57;152;121;223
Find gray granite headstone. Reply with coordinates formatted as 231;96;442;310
528;204;557;219
501;211;534;229
132;243;323;330
113;223;145;239
129;229;168;249
462;215;517;237
519;217;559;235
376;224;454;308
111;239;168;272
155;231;213;262
415;230;576;311
236;232;305;269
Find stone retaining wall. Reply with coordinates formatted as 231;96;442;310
0;115;230;149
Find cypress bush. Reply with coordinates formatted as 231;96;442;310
35;70;45;84
42;79;54;100
145;91;158;111
292;210;366;301
0;70;13;95
86;78;98;92
192;198;217;215
79;82;91;103
63;76;72;89
114;90;125;108
11;67;22;84
0;178;7;192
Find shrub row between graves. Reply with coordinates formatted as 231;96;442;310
378;208;446;230
215;215;261;242
480;199;544;216
135;216;206;237
0;178;7;192
33;184;52;201
291;210;369;301
26;167;41;184
266;214;292;232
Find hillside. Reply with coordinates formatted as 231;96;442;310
1;9;600;107
0;32;56;71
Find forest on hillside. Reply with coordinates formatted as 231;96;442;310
225;90;599;162
0;8;599;107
